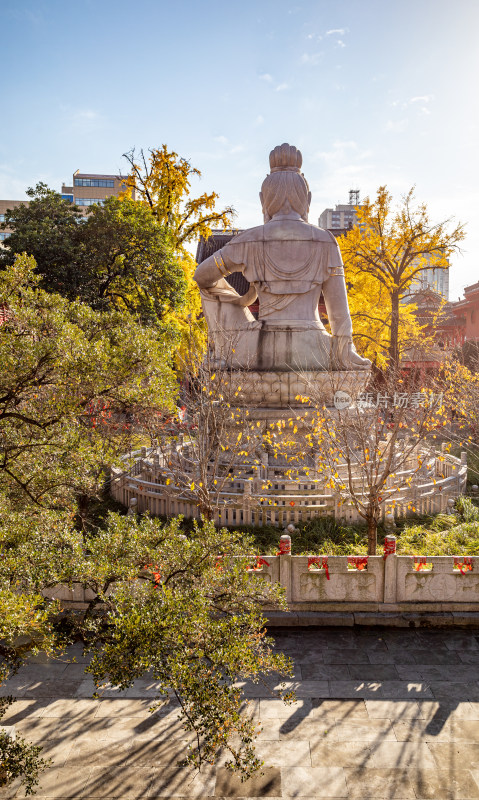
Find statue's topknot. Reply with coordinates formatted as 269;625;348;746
269;143;302;173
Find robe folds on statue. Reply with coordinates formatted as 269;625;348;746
222;222;343;324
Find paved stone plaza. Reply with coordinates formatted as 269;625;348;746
2;626;479;798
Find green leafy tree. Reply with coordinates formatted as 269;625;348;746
0;254;178;511
78;515;291;775
78;196;187;320
0;183;84;296
0;509;291;779
0;254;292;785
1;187;188;323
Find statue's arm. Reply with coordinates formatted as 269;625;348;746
194;248;258;306
322;269;353;339
323;269;370;369
194;249;232;289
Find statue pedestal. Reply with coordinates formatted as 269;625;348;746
219;369;370;409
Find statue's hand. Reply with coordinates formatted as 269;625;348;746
200;278;241;302
332;336;371;370
348;342;371;369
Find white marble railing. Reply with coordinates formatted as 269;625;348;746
110;447;467;527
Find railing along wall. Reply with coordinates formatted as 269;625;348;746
46;537;479;616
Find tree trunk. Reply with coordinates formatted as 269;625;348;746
367;516;377;555
388;289;400;372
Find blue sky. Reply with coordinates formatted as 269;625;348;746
1;0;478;298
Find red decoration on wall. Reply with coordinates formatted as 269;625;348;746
247;556;270;571
278;536;291;555
383;536;397;560
413;555;428;571
308;556;330;579
347;556;368;571
454;556;473;574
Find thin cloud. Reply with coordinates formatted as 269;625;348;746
334;140;358;150
410;95;433;104
73;109;100;122
326;28;347;36
259;73;273;83
275;83;290;92
60;106;105;135
301;52;322;65
390;95;434;111
4;6;44;25
65;108;103;126
385;119;408;133
213;135;229;145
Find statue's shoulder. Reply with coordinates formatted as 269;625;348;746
262;220;337;243
227;226;265;244
311;226;337;244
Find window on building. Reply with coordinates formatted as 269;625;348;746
0;232;10;241
61;194;74;204
74;178;114;188
75;198;106;206
0;214;4;223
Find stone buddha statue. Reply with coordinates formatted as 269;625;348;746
194;143;370;372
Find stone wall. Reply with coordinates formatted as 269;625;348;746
47;552;479;619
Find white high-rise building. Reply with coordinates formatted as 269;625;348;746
407;262;449;301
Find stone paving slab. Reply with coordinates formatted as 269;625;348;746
2;627;479;798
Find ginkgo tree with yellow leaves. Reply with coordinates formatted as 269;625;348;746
295;367;470;555
122;145;235;248
338;187;465;371
122;146;236;359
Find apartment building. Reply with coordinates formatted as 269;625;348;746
408;261;449;300
318;190;360;233
0;199;29;242
61;171;135;210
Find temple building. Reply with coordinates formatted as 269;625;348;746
452;281;479;345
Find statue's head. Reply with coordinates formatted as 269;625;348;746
260;143;311;222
